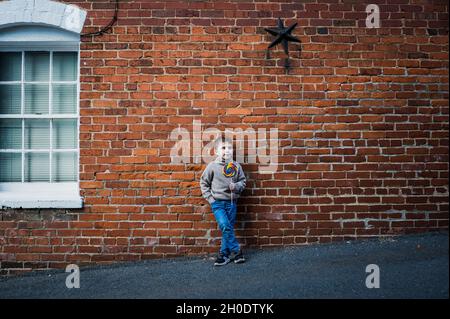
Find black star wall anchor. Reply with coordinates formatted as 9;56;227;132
264;18;301;71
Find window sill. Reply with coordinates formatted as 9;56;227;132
0;182;83;209
0;196;83;209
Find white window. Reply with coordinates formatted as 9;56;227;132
0;1;87;209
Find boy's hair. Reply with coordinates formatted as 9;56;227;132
214;136;233;151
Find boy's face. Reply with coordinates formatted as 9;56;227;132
216;142;233;161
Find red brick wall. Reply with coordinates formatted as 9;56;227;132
1;0;448;275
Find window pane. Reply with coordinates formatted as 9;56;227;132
0;153;22;182
25;52;49;82
25;152;49;182
0;119;22;149
52;52;77;81
0;52;21;81
53;119;77;149
0;84;21;114
52;84;76;114
52;152;77;182
25;119;49;149
25;84;49;114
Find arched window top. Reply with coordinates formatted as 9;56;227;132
0;0;87;34
0;25;80;46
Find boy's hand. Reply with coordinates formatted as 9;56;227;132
229;182;236;191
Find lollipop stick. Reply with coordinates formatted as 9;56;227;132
231;179;233;205
230;177;232;205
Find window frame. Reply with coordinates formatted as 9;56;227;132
0;44;82;209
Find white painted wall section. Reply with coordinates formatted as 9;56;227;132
0;0;87;34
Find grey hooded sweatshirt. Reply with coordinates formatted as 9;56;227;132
200;157;246;204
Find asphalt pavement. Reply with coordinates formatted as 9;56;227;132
0;231;448;299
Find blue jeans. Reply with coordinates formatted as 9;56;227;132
211;199;240;256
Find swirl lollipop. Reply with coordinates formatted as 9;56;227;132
222;162;238;206
222;162;238;178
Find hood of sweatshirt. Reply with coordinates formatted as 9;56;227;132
214;156;229;164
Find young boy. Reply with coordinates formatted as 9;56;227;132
200;137;247;266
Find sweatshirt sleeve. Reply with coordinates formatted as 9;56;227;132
233;163;247;194
200;163;215;204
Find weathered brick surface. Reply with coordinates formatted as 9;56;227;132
0;0;448;275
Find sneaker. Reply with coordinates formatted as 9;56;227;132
214;253;230;266
230;250;246;264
